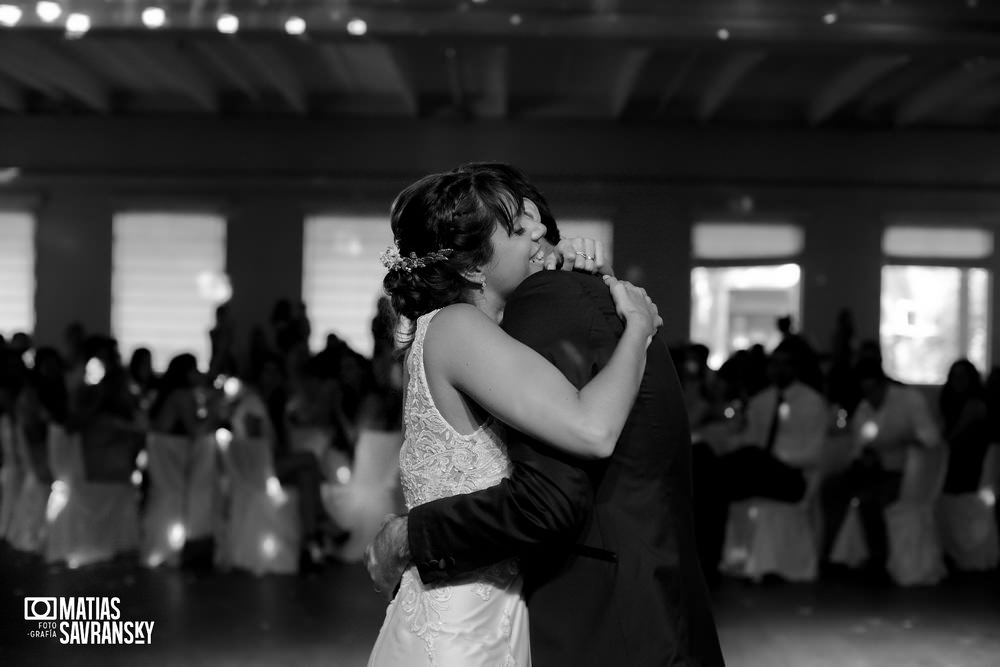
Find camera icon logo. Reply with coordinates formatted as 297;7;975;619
24;597;58;621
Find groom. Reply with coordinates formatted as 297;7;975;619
367;162;724;666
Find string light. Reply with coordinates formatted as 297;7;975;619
0;4;23;26
65;11;90;36
217;12;238;34
284;16;305;35
509;13;522;26
346;17;366;35
823;12;838;24
142;6;166;28
36;0;61;23
716;27;730;40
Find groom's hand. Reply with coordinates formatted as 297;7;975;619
365;514;411;601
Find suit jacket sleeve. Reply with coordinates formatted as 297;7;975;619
408;272;602;584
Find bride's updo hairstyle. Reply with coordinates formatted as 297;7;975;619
383;168;524;350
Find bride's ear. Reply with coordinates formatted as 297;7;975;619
462;266;486;287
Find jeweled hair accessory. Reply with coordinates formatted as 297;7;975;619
380;243;453;273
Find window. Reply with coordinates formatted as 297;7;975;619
690;223;803;369
112;212;228;372
881;226;992;385
0;211;34;339
303;215;394;357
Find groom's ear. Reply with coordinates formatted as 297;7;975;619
522;198;541;223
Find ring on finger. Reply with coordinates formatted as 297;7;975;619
575;251;596;261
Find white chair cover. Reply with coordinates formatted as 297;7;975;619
4;424;49;552
0;414;25;541
321;429;403;563
721;499;818;582
831;445;949;586
44;425;140;567
141;433;218;568
937;443;999;571
718;430;851;583
216;434;300;575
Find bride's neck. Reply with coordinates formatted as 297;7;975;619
468;291;504;324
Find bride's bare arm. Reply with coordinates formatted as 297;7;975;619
424;277;660;459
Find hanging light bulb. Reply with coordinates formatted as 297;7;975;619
36;0;62;23
0;4;23;26
217;13;238;34
284;16;306;35
142;6;166;28
65;12;90;36
346;17;366;35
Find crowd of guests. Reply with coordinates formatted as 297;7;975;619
2;302;997;584
680;310;999;586
0;297;403;573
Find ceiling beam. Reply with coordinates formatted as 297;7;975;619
2;35;110;112
0;76;24;113
15;3;1000;53
353;45;419;117
227;41;308;114
655;51;700;116
0;44;59;97
895;59;1000;126
67;40;159;93
317;44;360;89
809;55;911;125
190;41;261;100
6;118;1000;191
697;51;766;122
610;48;651;118
113;41;219;112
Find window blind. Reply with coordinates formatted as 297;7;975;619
693;223;803;260
0;211;35;339
112;212;227;371
303;215;394;357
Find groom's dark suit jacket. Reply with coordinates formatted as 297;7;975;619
407;270;724;666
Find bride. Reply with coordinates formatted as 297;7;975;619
367;165;661;666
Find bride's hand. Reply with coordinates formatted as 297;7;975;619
603;275;663;343
544;237;613;276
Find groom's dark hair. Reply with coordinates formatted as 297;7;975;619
453;162;560;245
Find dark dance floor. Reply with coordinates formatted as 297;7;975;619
2;544;998;667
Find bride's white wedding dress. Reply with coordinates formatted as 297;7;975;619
367;309;530;667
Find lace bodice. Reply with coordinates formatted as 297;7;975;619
399;309;511;511
369;308;529;667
